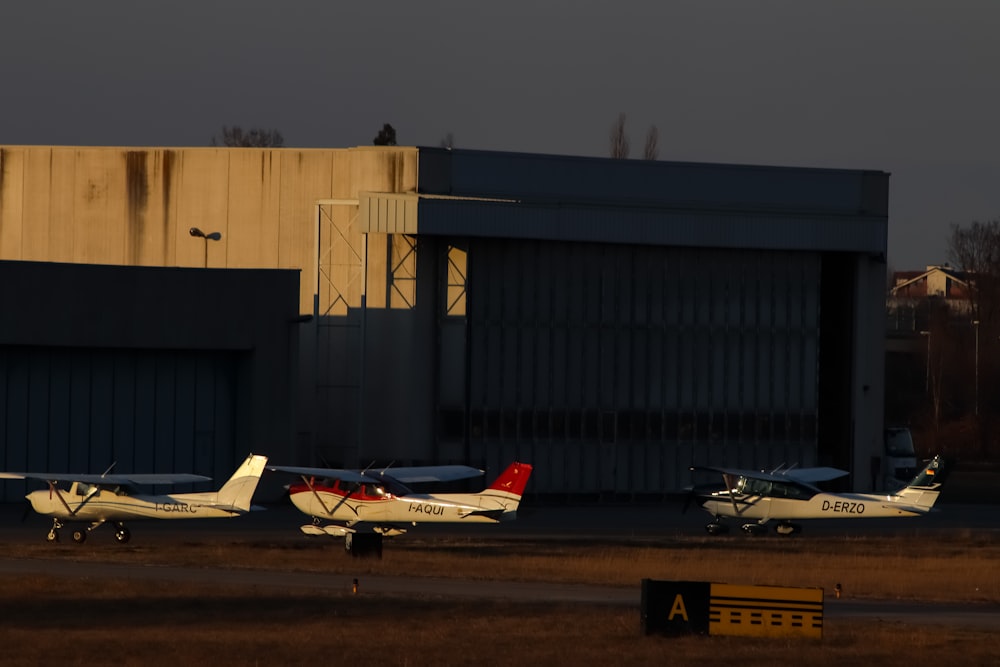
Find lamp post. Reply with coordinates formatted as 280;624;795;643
189;227;222;267
919;330;931;395
973;320;980;417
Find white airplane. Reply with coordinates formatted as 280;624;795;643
688;455;949;536
267;461;533;555
0;453;268;544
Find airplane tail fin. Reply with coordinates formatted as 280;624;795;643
477;462;532;517
895;455;950;510
215;454;269;513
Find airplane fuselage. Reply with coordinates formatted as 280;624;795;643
287;488;519;525
26;487;243;522
699;490;927;522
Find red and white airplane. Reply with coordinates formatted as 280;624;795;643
0;454;268;544
267;461;533;555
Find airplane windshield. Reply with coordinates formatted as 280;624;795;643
738;477;816;500
370;473;412;496
362;483;386;497
738;477;772;496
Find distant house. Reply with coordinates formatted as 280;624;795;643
887;265;974;332
891;265;973;300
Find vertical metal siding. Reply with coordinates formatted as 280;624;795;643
457;239;823;494
0;347;238;502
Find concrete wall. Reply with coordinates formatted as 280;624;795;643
0;146;418;313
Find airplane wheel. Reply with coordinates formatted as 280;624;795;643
71;529;87;544
114;527;131;544
46;530;59;543
705;522;729;536
775;523;800;536
741;523;767;536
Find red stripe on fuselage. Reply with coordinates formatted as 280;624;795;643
287;480;392;502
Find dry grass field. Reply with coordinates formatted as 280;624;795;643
3;530;997;602
1;577;998;667
1;531;998;666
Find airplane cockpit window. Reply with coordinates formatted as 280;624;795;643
76;483;95;496
375;475;412;496
738;477;772;496
360;483;385;497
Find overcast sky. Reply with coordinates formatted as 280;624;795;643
2;2;998;271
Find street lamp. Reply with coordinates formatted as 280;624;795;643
973;320;980;416
919;330;931;395
189;227;222;267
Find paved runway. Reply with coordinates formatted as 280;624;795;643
0;552;996;629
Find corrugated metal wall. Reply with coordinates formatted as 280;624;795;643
448;240;822;494
0;347;238;501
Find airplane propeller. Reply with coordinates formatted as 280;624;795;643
680;484;719;514
21;500;33;523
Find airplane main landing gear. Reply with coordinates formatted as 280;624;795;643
741;522;768;536
43;519;131;545
775;522;801;536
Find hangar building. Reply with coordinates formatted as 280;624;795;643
0;145;888;500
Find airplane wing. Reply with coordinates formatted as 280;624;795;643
783;467;849;483
265;465;370;483
372;465;484;484
690;466;788;483
690;465;847;484
267;464;484;484
0;472;211;485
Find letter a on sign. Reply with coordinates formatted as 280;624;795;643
641;580;710;636
668;594;689;621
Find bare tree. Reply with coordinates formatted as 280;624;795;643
948;219;1000;326
374;123;397;146
947;218;1000;458
212;126;284;147
609;112;629;159
643;125;659;160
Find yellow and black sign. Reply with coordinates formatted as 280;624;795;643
641;579;823;639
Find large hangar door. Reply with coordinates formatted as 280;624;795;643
0;346;238;502
461;239;823;496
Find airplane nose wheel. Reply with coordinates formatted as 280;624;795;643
46;519;62;543
71;528;87;544
705;522;729;536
